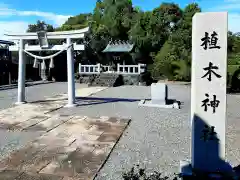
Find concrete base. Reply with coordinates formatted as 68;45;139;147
180;160;193;177
138;100;180;109
64;103;77;108
179;160;238;179
15;101;27;105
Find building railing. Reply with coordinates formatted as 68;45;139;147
79;64;100;74
79;63;146;75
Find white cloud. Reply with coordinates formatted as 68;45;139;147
16;11;71;26
0;21;28;40
0;4;71;26
0;3;72;40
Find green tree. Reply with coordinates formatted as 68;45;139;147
151;3;200;81
56;13;91;31
26;20;55;45
27;20;54;32
87;0;136;64
25;1;240;82
102;0;134;39
129;3;182;65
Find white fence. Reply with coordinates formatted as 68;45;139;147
79;63;146;75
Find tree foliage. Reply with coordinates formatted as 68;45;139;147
26;1;240;81
27;20;54;32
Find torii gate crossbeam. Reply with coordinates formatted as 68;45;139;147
4;27;89;107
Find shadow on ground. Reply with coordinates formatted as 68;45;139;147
180;114;240;180
29;96;183;107
75;97;146;106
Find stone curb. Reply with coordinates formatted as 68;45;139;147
157;80;191;85
0;81;55;91
88;87;109;97
75;87;109;97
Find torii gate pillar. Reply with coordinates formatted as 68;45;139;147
15;39;26;104
65;38;76;107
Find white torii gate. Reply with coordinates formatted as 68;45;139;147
4;27;89;107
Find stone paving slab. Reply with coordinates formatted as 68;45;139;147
16;115;51;131
16;172;64;180
0;116;130;179
0;105;64;130
0;88;129;179
26;115;74;132
0;170;23;180
75;87;108;97
0;143;47;170
0;88;108;131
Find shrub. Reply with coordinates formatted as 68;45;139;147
122;165;237;180
74;73;80;80
122;165;172;180
139;72;151;83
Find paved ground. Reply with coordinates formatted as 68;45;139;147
0;83;84;166
1;83;240;179
0;81;55;91
0;93;130;179
0;82;88;110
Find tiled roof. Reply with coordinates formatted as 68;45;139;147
102;40;134;52
0;40;14;45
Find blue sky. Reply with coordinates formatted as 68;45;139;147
0;0;240;39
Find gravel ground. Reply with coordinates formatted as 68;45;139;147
1;83;240;179
54;84;240;179
54;85;191;179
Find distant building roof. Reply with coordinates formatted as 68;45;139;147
0;40;14;45
102;40;134;53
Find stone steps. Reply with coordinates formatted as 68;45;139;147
89;74;119;87
79;74;140;87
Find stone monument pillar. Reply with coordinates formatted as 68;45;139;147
180;12;230;176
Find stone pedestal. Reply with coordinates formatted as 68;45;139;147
151;83;168;105
139;82;179;109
